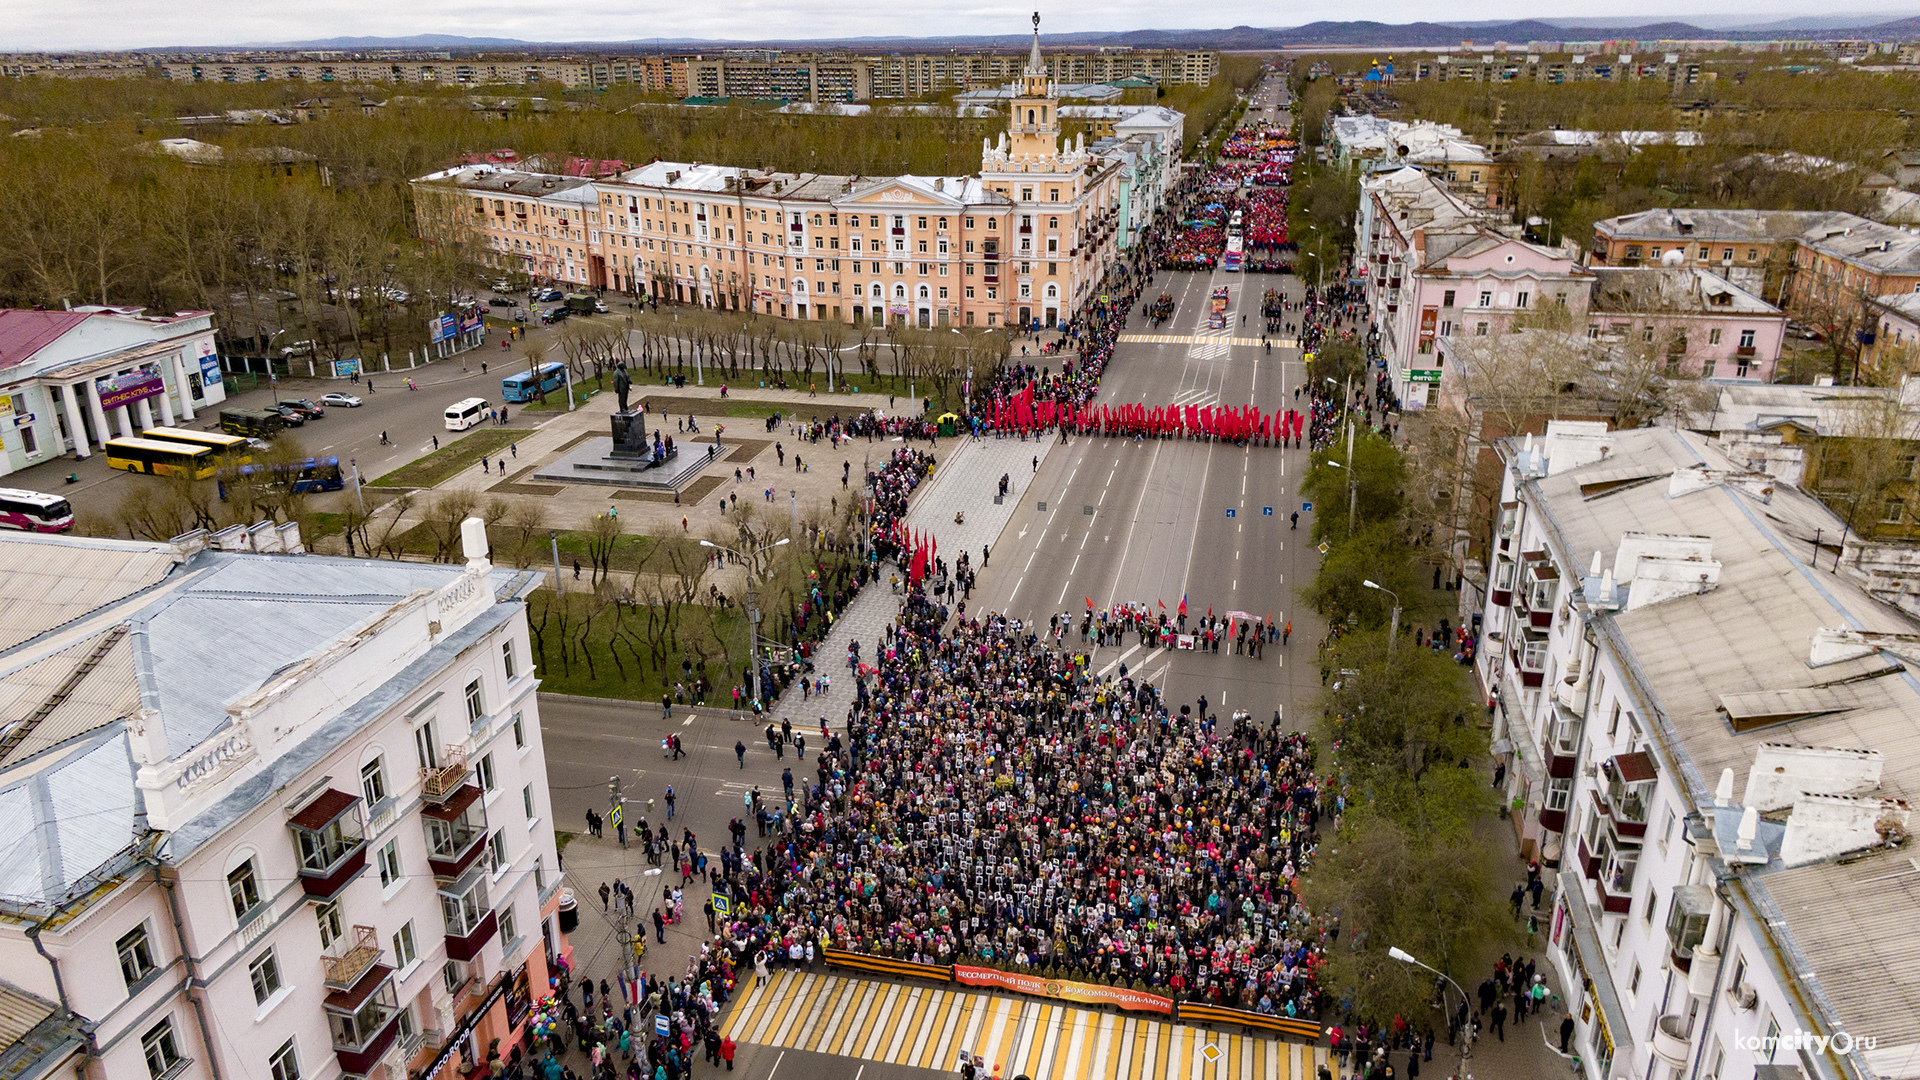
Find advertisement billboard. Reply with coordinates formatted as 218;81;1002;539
457;309;483;334
428;314;457;343
96;367;165;411
199;354;223;386
950;966;1173;1015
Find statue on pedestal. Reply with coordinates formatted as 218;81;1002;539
613;364;632;412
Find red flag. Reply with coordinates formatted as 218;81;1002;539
1158;599;1167;609
1085;596;1094;609
1207;605;1213;619
1178;594;1188;617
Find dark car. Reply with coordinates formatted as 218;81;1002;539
535;289;564;303
540;307;571;325
488;297;516;307
282;398;326;419
269;404;307;426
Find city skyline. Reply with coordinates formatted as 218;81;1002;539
4;1;1919;52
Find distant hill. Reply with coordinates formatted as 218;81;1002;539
153;15;1920;54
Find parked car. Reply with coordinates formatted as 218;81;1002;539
535;289;564;303
282;399;326;419
594;299;609;313
488;297;516;307
319;392;363;408
512;309;529;323
279;340;316;357
490;280;514;292
540;307;571;325
269;404;307;426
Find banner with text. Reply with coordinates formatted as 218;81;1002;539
951;966;1173;1015
96;367;165;411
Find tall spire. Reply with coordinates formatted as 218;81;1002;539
1025;11;1046;78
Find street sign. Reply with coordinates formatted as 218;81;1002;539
711;895;731;918
1302;501;1314;512
1225;508;1236;518
1263;506;1273;516
608;804;623;829
655;1014;670;1037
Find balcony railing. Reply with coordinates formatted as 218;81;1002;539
322;926;383;990
420;746;470;802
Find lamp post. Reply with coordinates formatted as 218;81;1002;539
1363;579;1401;658
1388;946;1469;1080
700;536;789;711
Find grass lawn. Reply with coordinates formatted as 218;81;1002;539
371;429;520;488
528;589;749;701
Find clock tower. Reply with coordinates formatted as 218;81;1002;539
1007;12;1059;161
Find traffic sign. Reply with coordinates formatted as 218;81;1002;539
1262;506;1273;516
1225;508;1236;518
711;895;731;918
1302;501;1314;512
655;1014;671;1037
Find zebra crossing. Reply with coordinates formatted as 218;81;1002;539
721;971;1339;1079
1117;334;1300;349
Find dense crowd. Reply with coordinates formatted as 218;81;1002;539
713;590;1330;1017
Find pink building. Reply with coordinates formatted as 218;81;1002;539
0;522;567;1080
1587;266;1786;382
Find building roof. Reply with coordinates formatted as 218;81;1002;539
1589;266;1780;316
0;980;84;1080
0;312;90;373
1592;207;1847;244
0;536;179;652
1872;291;1920;325
414;164;590;198
1519;426;1920;1066
1798;215;1920;276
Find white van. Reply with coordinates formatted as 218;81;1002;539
445;397;490;431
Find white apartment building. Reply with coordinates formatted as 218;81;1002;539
0;521;565;1080
1481;421;1920;1080
0;307;230;476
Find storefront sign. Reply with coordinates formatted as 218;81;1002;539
1407;369;1442;384
419;975;510;1080
96;367;165;410
199;355;223;386
951;965;1173;1015
1418;306;1438;350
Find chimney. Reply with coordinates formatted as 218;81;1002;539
1715;768;1734;807
1780;793;1911;867
1736;805;1759;853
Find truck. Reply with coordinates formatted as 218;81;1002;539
218;407;286;439
564;293;601;315
1208;287;1230;329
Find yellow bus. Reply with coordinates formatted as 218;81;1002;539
141;426;252;464
103;437;217;479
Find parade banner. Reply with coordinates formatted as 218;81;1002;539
952;965;1174;1015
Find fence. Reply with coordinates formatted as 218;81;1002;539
822;948;1323;1041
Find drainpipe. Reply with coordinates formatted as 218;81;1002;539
157;863;226;1080
27;917;99;1074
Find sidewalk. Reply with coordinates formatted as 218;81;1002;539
902;429;1061;564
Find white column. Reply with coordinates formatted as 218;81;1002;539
84;380;111;448
60;385;90;458
155;386;175;426
170;354;195;421
136;397;156;431
114;404;133;440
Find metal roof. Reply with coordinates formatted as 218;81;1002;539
0;536;178;653
0;631;137;771
0;311;89;372
0;985;51;1056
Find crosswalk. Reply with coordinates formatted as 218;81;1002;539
1117;334;1300;349
722;971;1339;1079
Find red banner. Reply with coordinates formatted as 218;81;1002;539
951;966;1174;1015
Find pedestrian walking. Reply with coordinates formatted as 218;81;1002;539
1491;1002;1507;1042
652;907;667;944
735;740;747;768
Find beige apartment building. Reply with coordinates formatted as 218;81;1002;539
414;22;1130;330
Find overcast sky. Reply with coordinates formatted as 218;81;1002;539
4;0;1917;51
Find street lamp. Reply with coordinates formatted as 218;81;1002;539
1363;579;1401;658
1388;947;1469;1079
700;536;790;712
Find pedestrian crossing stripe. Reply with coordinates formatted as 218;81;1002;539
723;971;1343;1078
1118;334;1300;349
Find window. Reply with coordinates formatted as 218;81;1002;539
393;921;417;969
1881;498;1906;524
228;860;262;921
1738;329;1755;349
248;948;283;1005
512;713;526;749
1649;246;1662;259
360;757;386;808
1546;776;1573;811
378;840;401;888
476;752;496;792
965;216;974;229
502;640;518;680
414;720;438;770
1644;886;1661;925
142;1019;184;1080
1442;289;1455;307
316;901;343;949
465;679;484;724
1515;291;1529;309
118;924;157;988
499;904;517;947
534;855;547;893
1707;328;1722;345
489;831;508;873
523;784;536;821
268;1039;300;1080
1474;322;1490;337
1479;290;1492;307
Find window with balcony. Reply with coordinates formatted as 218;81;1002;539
1546;776;1573;812
1603;848;1639;897
118;924;157;988
440;869;496;961
142;1019;186;1080
326;970;399;1059
1521;638;1549;672
1525;575;1556;612
1550;713;1582;758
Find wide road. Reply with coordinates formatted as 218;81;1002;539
970;265;1324;722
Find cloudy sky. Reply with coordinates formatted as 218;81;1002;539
4;0;1916;51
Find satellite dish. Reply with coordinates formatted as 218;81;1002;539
1661;249;1685;266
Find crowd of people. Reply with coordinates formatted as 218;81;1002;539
712;588;1331;1018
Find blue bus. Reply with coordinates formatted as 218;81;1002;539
226;456;345;495
502;362;566;403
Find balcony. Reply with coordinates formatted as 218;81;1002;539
1599;752;1657;839
1652;1013;1691;1066
322;925;383;991
327;964;400;1075
420;746;470;803
423;784;487;879
1599;848;1638;914
289;789;366;901
444;905;498;963
1735;345;1756;358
